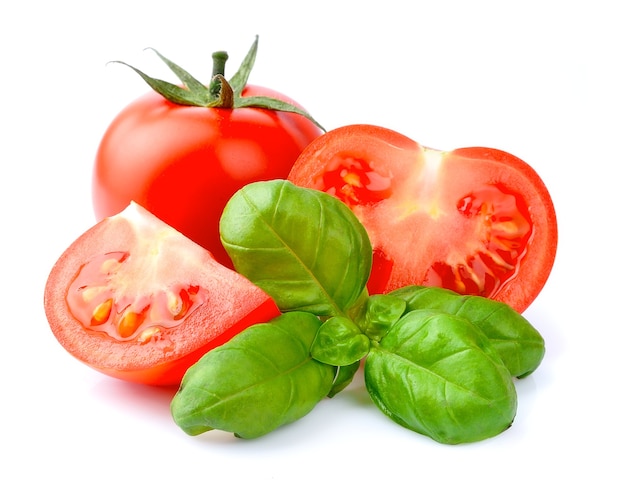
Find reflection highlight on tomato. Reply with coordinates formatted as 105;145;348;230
288;124;558;312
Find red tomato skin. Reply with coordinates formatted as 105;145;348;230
44;204;281;386
288;124;558;313
92;85;322;269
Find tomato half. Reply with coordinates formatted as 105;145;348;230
288;124;558;313
44;202;280;386
92;85;322;269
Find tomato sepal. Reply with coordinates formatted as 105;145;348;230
109;36;324;130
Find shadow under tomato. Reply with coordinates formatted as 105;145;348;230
89;377;177;421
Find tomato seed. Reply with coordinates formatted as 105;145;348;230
91;298;113;326
100;254;127;274
342;171;363;188
81;285;107;302
117;309;146;338
137;327;161;344
167;288;193;320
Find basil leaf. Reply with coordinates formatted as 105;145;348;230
357;294;407;342
220;180;372;316
390;286;545;378
170;312;335;439
365;310;517;444
310;316;370;366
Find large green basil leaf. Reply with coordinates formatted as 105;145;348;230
170;312;335;439
220;180;372;316
390;286;545;378
365;310;517;444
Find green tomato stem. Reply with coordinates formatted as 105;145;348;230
207;51;235;108
212;51;229;77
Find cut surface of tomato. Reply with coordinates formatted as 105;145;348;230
44;202;280;386
288;124;557;313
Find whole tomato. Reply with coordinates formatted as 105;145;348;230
92;38;323;268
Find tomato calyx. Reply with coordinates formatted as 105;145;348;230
109;36;325;131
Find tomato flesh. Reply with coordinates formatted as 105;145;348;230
423;184;533;298
320;156;394;205
44;203;280;386
288;124;557;312
66;251;210;342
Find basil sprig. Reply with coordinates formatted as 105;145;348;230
171;180;545;444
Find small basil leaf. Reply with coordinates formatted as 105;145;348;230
220;180;372;317
328;361;361;398
358;294;407;341
390;286;545;378
310;316;370;366
170;312;335;439
365;310;517;444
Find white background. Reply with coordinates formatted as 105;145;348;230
2;1;623;483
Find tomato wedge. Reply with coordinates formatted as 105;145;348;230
288;124;557;312
44;202;280;386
